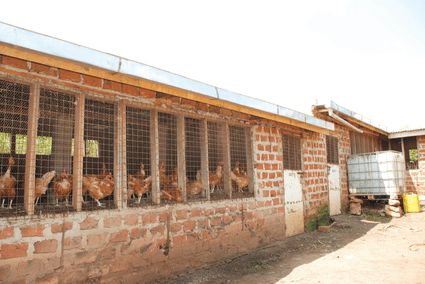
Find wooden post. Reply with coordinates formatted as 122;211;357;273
113;101;126;209
72;94;85;212
245;126;255;194
200;119;210;200
150;110;160;205
177;115;187;202
24;82;40;215
222;123;232;199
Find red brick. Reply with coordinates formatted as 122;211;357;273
103;79;122;92
104;216;121;228
175;210;188;220
82;74;102;87
58;69;81;83
34;239;58;254
210;217;222;226
183;220;196;232
170;223;182;233
142;213;157;224
0;243;28;259
122;84;140;96
159;212;170;222
87;234;105;248
172;235;186;246
64;236;82;250
190;208;202;217
257;144;264;151
79;216;98;230
197;219;208;229
140;88;156;98
130;228;147;240
1;56;28;70
124;214;139;226
30;62;58;77
223;215;233;225
0;227;13;240
51;222;73;233
110;230;128;243
21;225;44;237
215;207;226;214
150;224;165;235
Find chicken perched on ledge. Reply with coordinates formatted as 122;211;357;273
159;162;183;202
53;170;73;206
161;187;183;202
34;170;56;205
128;163;152;204
209;163;223;194
0;157;17;209
83;171;114;207
187;170;203;196
231;161;249;193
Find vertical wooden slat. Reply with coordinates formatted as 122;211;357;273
118;100;127;208
222;122;232;199
200;119;210;200
24;82;40;215
72;94;85;212
245;126;255;194
150;110;160;205
113;100;125;209
177;115;187;202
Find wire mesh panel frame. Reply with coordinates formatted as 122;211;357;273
185;117;204;201
0;79;30;217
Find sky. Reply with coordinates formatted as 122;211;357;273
1;0;425;131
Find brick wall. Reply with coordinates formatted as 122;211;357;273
335;124;351;210
301;132;329;219
406;135;425;201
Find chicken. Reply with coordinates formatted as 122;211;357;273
53;170;73;206
82;163;108;203
83;172;114;207
209;165;223;194
128;175;152;204
187;170;203;196
160;187;183;202
230;170;249;193
0;157;17;209
34;170;56;205
159;161;170;189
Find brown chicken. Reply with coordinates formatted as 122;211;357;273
0;157;17;209
83;172;114;207
34;170;56;205
187;170;203;196
230;170;249;193
159;161;170;189
209;164;223;194
160;187;183;202
82;163;108;203
128;175;152;204
53;170;73;206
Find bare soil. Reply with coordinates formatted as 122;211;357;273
164;212;425;284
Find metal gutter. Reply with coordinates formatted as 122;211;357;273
0;21;333;131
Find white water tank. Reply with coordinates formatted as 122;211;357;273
347;151;405;196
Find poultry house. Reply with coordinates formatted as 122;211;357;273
187;170;203;196
83;169;114;207
209;164;223;194
53;170;73;206
34;170;56;205
0;157;17;209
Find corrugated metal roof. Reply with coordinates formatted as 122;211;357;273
0;21;334;131
389;128;425;139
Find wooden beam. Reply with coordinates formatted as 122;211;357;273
72;94;84;212
24;82;40;215
150;110;160;205
245;127;255;194
0;43;332;134
113;101;126;209
200;119;210;200
177;115;187;202
221;123;232;199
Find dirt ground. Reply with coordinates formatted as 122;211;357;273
163;211;425;284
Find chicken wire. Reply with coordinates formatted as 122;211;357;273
158;112;181;204
229;125;252;198
185;117;204;201
282;134;302;171
82;99;115;210
0;79;29;217
126;107;151;206
35;89;75;214
207;121;226;200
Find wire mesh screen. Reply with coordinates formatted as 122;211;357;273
126;107;151;206
158;112;181;203
229;125;252;198
82;99;115;210
282;134;302;171
207;121;225;200
0;79;29;217
35;89;75;213
326;135;339;164
185;117;204;201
